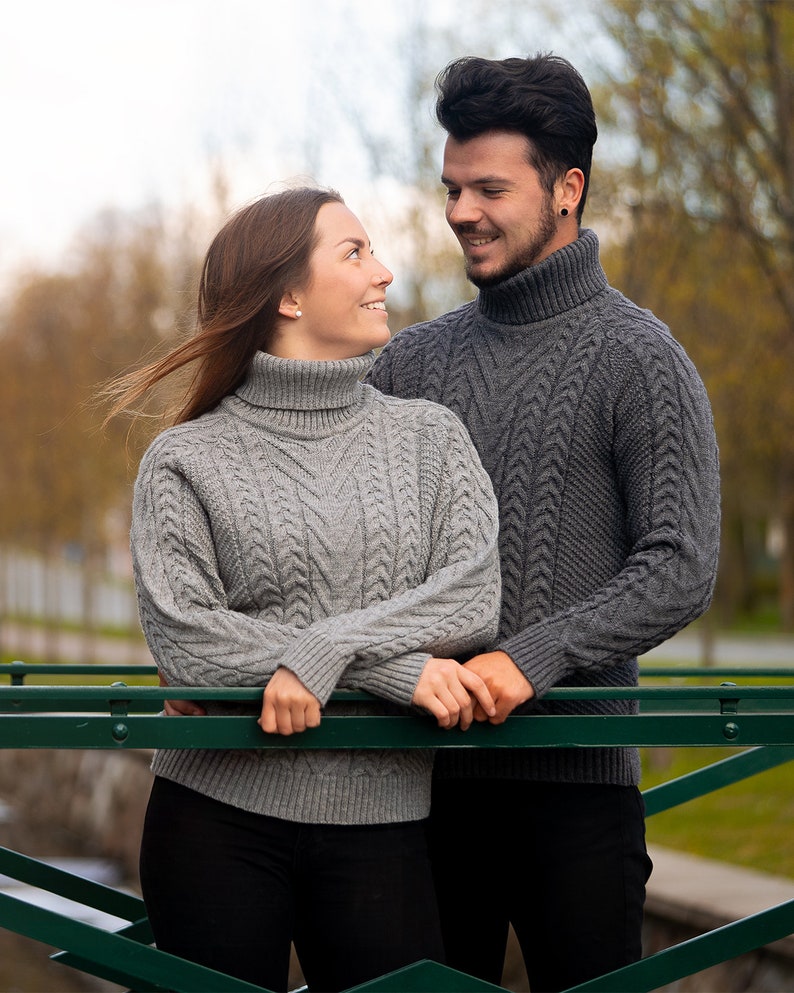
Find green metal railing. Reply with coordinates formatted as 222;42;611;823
0;660;792;992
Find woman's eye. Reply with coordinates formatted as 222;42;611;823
348;247;360;259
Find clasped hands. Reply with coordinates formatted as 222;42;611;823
160;650;534;736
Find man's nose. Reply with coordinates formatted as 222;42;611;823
447;191;482;225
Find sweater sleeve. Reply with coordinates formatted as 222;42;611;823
132;414;500;706
131;452;309;688
500;337;721;697
277;412;502;702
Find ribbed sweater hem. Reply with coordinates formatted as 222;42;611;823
151;748;433;825
433;745;641;786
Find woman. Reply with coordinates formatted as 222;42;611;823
111;187;501;992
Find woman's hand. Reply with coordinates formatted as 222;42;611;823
159;671;207;717
412;657;496;731
259;667;322;735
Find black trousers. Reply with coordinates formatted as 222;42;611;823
428;778;653;993
139;777;444;993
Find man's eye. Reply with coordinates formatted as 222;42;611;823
484;189;505;196
445;189;460;199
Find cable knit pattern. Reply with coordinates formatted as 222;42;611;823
367;229;721;786
131;350;501;824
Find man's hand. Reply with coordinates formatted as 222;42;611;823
259;667;322;736
412;657;497;731
159;672;207;717
463;651;534;724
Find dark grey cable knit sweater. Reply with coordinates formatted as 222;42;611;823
367;229;721;786
131;350;501;824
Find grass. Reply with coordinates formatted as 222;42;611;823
641;746;794;879
638;653;794;879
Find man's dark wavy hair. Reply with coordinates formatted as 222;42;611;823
435;53;598;220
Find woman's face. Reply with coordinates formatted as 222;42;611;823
273;202;393;360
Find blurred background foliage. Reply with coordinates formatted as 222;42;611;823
1;0;792;635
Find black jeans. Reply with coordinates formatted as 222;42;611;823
139;777;444;992
429;778;653;993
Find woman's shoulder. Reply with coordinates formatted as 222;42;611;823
138;408;228;472
365;384;462;428
363;386;476;460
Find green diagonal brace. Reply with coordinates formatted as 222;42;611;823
0;845;146;921
563;899;794;992
643;745;794;815
346;958;509;991
0;891;271;992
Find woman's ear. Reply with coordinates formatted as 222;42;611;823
278;292;302;321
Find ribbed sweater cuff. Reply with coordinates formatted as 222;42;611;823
350;652;428;706
279;630;347;704
501;625;567;699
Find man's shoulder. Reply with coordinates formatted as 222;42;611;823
600;287;686;356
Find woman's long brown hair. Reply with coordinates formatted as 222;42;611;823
103;186;343;427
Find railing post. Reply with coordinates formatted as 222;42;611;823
109;682;131;743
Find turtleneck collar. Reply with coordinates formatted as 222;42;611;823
225;350;376;438
236;350;375;411
477;228;609;326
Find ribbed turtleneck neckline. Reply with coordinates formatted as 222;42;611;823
477;228;609;326
236;350;375;411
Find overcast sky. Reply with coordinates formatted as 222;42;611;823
1;0;609;281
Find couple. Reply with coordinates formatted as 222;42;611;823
110;53;720;993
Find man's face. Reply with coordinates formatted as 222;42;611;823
442;130;565;287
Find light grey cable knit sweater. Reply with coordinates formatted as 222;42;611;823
131;349;501;824
367;229;721;787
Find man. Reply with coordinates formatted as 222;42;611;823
366;54;720;992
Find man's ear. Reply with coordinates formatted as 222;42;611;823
557;168;585;215
278;291;301;320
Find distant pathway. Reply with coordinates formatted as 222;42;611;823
644;629;794;666
0;621;152;666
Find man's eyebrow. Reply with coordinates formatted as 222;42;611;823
441;175;512;187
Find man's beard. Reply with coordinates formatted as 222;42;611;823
464;197;558;289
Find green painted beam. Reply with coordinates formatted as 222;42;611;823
0;846;146;921
0;712;792;749
643;745;794;815
0;891;271;992
346;958;508;991
563;899;794;992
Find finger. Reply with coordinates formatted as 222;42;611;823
488;699;514;725
472;701;490;723
411;681;452;728
275;701;295;736
458;669;497;717
458;700;474;732
289;701;307;735
259;700;278;735
447;683;475;731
